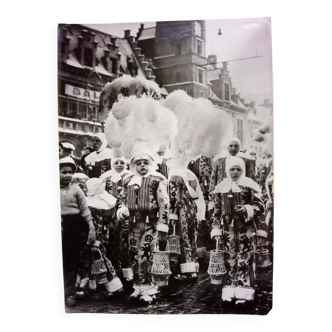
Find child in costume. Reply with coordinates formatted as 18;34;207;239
168;147;205;281
59;157;96;308
117;144;170;301
162;90;233;271
85;178;123;297
103;94;178;303
210;156;264;304
99;157;131;277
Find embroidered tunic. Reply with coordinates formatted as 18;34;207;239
118;174;169;284
169;175;199;268
101;171;131;269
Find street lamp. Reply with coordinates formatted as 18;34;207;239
218;29;222;36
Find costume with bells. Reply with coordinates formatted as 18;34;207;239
117;145;169;296
168;147;206;280
162;90;233;267
99;157;131;271
104;94;178;303
210;157;264;303
187;156;214;252
86;178;117;253
77;178;123;297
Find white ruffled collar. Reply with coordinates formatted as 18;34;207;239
213;176;261;194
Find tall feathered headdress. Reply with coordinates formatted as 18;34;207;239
104;95;178;163
162;90;233;168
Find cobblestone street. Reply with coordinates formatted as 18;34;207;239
66;262;273;315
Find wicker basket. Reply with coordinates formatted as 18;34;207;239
104;277;123;294
91;249;107;275
151;251;172;286
208;249;227;284
256;249;272;268
180;262;196;273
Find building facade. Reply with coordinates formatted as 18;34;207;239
137;20;210;98
57;24;155;156
58;22;270;158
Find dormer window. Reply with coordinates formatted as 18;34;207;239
83;47;93;67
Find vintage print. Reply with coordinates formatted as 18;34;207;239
58;18;273;314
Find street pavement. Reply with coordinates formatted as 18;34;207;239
66;261;273;315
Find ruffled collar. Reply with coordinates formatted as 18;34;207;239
125;170;166;188
213;176;261;194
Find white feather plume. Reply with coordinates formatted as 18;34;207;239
162;90;233;165
104;95;178;159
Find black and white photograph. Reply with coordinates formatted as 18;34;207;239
58;18;273;315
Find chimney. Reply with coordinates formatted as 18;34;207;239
249;101;255;108
222;62;228;70
240;98;245;104
124;30;131;38
111;37;116;46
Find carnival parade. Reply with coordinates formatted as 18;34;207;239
59;75;274;314
57;16;276;316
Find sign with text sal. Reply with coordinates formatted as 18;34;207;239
65;84;100;101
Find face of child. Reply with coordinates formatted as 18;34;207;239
114;160;125;173
135;159;150;176
92;137;103;151
60;166;73;186
229;165;243;181
228;141;240;156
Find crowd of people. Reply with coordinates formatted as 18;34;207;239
59;130;273;309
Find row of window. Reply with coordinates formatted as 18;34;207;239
174;39;203;56
58;98;99;121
